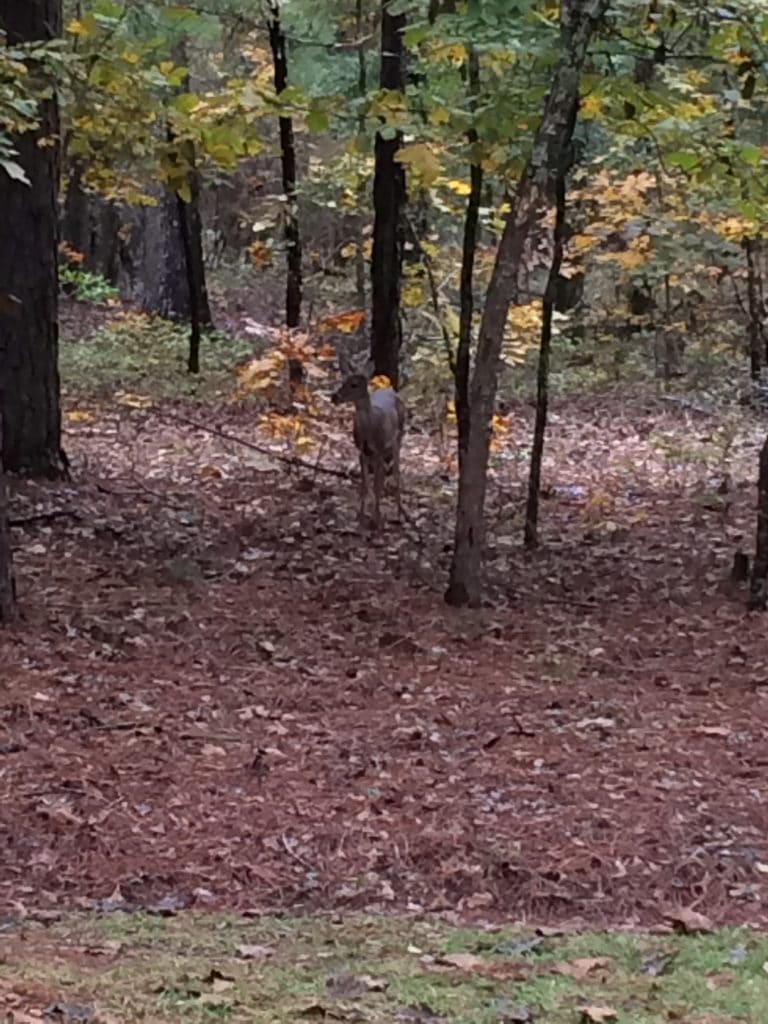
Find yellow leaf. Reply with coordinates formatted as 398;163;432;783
580;94;603;119
67;15;98;37
115;392;153;409
394;142;441;184
569;233;599;253
248;240;273;268
429;107;451;126
317;310;366;334
370;375;392;391
444;178;472;196
402;282;425;306
65;409;96;424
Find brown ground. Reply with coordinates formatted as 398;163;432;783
1;392;767;930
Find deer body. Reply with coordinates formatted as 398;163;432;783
332;374;405;528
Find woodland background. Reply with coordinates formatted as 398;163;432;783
2;3;768;1021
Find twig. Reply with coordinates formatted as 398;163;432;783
155;408;351;480
9;509;80;528
281;833;313;870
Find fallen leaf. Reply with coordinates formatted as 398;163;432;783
579;1006;617;1023
666;907;714;934
237;943;275;961
433;952;486;971
553;956;612;980
325;972;388;998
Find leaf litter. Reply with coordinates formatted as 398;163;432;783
0;391;767;935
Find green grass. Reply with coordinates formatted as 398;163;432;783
60;309;259;403
1;913;767;1023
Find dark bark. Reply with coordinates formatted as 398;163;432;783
177;180;204;374
455;46;482;466
744;236;764;381
62;160;120;282
370;1;406;387
446;0;606;607
749;434;768;610
0;415;16;623
268;2;304;392
170;41;213;374
354;0;368;310
0;1;65;479
121;190;189;318
172;134;213;373
121;46;212;333
524;152;570;549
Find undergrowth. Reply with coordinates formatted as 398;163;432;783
60;310;257;403
1;913;766;1023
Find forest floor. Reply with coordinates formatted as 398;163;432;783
5;306;768;1020
2;315;768;940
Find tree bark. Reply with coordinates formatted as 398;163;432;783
268;2;304;393
62;160;120;282
170;40;213;374
744;236;764;381
122;189;189;318
749;434;768;610
455;46;482;466
0;0;65;479
445;0;606;607
354;0;368;311
370;1;406;387
524;152;570;549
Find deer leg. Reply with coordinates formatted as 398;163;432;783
372;458;384;529
358;453;368;522
392;449;403;521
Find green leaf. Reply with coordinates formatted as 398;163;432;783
666;151;700;172
0;158;30;184
306;106;329;133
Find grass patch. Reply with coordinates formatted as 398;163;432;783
1;913;767;1022
60;310;258;403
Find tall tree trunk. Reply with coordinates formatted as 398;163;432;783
749;434;768;610
370;1;406;387
455;46;482;466
122;190;189;318
445;0;606;607
170;39;213;375
0;414;16;624
61;160;120;283
354;0;368;310
0;1;65;479
268;2;304;393
524;156;569;549
744;236;764;381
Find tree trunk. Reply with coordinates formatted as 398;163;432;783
0;415;16;624
455;46;482;466
370;1;406;387
524;157;569;549
445;0;606;607
268;2;304;393
0;1;65;479
170;40;213;374
744;236;764;381
354;0;368;311
62;160;120;282
749;434;768;610
121;187;188;317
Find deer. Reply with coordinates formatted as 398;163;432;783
331;369;406;529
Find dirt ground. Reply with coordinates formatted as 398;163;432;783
1;392;767;930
